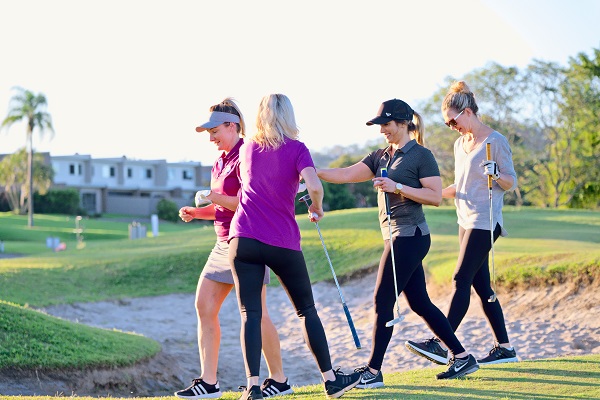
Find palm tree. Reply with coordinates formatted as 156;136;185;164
1;87;54;227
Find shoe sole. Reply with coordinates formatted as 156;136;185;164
477;357;518;365
437;364;480;380
174;393;222;399
262;388;294;397
405;342;447;365
326;378;360;399
356;382;384;389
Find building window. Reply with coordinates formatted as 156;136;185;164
78;164;82;175
102;165;116;178
69;164;75;175
183;170;193;180
146;168;153;179
127;168;133;178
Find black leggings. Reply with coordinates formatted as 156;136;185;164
369;229;466;371
229;237;332;378
446;224;510;344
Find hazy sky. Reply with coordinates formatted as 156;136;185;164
1;0;599;165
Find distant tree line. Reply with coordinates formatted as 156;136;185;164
308;48;599;212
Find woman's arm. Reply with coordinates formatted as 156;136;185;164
301;166;324;222
179;204;217;222
206;191;239;212
373;175;443;206
317;162;374;183
442;184;457;199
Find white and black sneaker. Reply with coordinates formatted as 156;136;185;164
324;368;361;398
477;345;518;365
261;378;293;397
436;354;479;380
175;378;222;399
405;337;449;365
354;365;384;389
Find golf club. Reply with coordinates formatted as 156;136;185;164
380;168;404;327
486;143;498;303
298;194;361;349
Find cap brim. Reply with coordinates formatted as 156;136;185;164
366;116;393;126
195;122;221;132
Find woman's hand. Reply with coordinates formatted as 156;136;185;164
179;206;195;222
308;204;324;222
372;177;395;193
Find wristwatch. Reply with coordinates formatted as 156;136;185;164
394;182;403;195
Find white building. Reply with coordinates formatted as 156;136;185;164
50;154;210;216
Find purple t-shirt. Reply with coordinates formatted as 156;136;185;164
212;139;243;242
229;138;314;251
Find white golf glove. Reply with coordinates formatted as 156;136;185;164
195;190;212;207
482;160;500;180
297;182;307;193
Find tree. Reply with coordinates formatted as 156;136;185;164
0;148;53;213
563;48;600;208
1;87;54;227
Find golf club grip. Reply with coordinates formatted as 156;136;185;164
342;303;361;349
381;168;391;215
486;143;492;189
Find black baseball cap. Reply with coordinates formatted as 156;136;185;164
366;99;414;126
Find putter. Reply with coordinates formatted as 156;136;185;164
486;143;498;303
381;168;404;327
298;194;361;349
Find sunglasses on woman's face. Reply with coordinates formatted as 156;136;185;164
445;109;464;127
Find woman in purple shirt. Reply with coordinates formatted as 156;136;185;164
229;94;360;400
175;98;291;399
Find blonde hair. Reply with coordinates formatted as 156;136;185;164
252;93;299;150
407;111;425;146
209;97;245;137
442;81;479;115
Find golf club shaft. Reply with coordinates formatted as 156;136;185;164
486;143;497;302
314;222;361;348
299;194;361;349
381;168;403;325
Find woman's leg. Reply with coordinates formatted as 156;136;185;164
261;285;286;382
261;242;334;380
368;231;432;371
446;227;491;332
195;277;234;384
403;262;466;357
229;237;267;385
471;224;511;345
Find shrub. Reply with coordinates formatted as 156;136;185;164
156;198;179;222
33;189;81;215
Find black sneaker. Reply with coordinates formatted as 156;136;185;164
175;378;222;399
405;338;448;365
436;354;479;380
354;365;384;389
324;368;361;398
239;385;263;400
261;378;293;397
477;345;518;365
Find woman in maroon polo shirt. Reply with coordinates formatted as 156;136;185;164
175;98;291;399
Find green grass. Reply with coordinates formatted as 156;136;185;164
1;207;598;306
2;354;598;399
0;300;160;370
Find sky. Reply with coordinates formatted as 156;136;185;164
1;0;599;166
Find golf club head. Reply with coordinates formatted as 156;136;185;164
385;315;404;327
488;292;497;302
298;194;311;205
